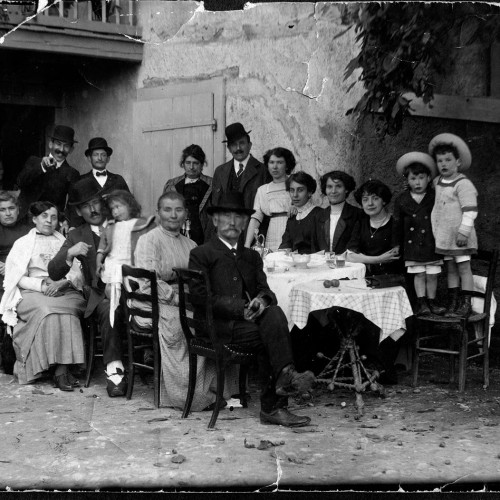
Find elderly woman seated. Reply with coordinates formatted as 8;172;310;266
0;191;31;374
132;192;237;411
0;201;85;390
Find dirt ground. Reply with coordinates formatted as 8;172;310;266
1;351;500;493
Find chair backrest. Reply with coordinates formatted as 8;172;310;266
173;267;219;347
471;248;499;317
121;264;159;333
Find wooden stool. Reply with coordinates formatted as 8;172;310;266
316;333;384;417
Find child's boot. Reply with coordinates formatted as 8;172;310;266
444;287;460;317
448;291;472;318
415;297;431;316
427;298;446;316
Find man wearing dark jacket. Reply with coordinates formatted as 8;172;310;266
17;125;80;220
68;137;130;227
48;178;127;397
189;192;315;427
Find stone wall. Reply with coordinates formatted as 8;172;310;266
136;1;364;205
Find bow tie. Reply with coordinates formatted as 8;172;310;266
95;171;107;177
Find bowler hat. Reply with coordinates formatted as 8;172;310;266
67;177;104;206
428;133;472;171
222;122;251;144
207;191;255;216
396;152;437;178
50;125;77;144
85;137;113;157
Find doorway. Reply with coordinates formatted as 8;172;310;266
0;104;54;190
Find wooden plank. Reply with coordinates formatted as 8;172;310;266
0;27;143;62
490;43;500;98
404;92;500;124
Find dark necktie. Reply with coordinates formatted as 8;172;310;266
236;164;244;178
231;248;237;256
95;171;107;177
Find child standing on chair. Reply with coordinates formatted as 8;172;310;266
429;133;478;318
393;152;445;317
96;190;142;324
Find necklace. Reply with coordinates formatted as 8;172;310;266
369;214;389;239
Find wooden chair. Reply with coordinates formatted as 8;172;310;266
83;316;102;388
412;248;498;392
121;264;161;408
173;267;256;429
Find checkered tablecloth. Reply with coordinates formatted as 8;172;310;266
289;278;413;340
265;262;366;326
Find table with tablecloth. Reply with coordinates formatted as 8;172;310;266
264;260;366;328
289;279;413;341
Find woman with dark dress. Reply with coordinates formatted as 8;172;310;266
279;172;321;254
346;179;403;276
310;171;362;254
163;145;212;245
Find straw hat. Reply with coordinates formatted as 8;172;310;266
428;133;472;171
396;152;437;178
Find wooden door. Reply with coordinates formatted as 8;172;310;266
132;77;225;215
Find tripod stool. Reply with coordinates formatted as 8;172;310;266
316;333;384;417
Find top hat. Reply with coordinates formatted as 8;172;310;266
85;137;113;157
50;125;77;144
207;191;255;216
222;122;251;144
67;177;104;206
396;152;437;178
428;133;472;171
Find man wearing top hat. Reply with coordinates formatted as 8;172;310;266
211;122;270;210
48;177;127;397
68;137;130;228
189;191;315;427
17;124;80;219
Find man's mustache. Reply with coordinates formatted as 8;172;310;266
54;149;68;157
90;212;100;217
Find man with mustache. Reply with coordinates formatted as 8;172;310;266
17;125;80;221
68;137;130;228
208;123;270;240
48;177;127;397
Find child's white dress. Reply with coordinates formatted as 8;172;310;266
101;218;137;325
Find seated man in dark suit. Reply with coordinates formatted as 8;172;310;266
48;178;127;397
189;192;315;427
68;137;130;228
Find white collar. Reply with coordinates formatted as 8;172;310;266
330;201;345;215
93;168;108;176
219;237;238;251
184;176;199;184
233;156;250;173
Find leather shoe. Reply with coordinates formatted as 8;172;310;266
106;375;128;397
66;372;80;388
260;408;311;427
53;373;74;392
275;365;316;397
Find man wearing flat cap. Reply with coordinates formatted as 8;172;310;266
17;124;80;220
48;177;127;397
189;192;315;427
68;137;130;228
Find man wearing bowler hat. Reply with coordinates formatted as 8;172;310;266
68;137;130;228
48;177;127;397
17;124;80;219
211;122;269;210
189;192;315;427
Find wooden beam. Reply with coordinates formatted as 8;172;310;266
404;92;500;124
0;25;143;62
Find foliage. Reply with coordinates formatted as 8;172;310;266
343;3;500;138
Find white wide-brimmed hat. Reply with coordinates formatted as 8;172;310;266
428;133;472;171
396;152;437;178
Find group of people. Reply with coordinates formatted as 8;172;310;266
0;119;478;428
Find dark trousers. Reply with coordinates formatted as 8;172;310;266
228;305;293;413
93;298;124;366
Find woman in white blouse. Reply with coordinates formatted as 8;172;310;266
244;147;296;251
0;201;85;391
